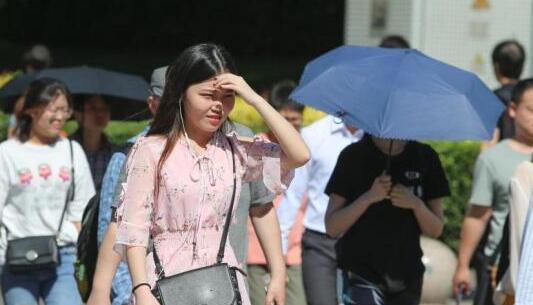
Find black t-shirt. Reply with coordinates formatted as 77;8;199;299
494;84;515;140
325;135;450;288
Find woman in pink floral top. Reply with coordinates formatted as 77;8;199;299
114;43;310;305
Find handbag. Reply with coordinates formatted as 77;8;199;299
5;140;75;272
151;138;242;305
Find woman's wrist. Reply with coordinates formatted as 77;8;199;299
412;197;425;212
269;264;286;279
132;282;151;296
270;270;287;283
359;192;378;207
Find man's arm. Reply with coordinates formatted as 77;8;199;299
250;203;286;305
413;198;445;238
453;153;495;296
326;175;391;237
453;205;493;296
389;183;446;238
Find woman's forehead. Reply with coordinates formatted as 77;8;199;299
190;78;216;90
189;78;233;94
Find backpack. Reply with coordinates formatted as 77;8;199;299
74;142;134;302
74;192;100;302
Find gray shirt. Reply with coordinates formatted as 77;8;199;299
470;140;531;258
230;123;275;264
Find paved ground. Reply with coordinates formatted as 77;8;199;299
420;299;472;305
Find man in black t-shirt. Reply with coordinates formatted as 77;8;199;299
324;135;450;305
481;40;526;151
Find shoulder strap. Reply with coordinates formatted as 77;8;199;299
153;136;237;278
56;140;76;235
216;137;237;263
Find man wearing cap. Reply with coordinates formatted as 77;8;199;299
86;66;166;305
22;44;52;74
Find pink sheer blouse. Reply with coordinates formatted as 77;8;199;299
114;131;293;304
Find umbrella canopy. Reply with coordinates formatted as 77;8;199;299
38;66;149;101
0;66;151;120
0;74;34;113
291;45;505;141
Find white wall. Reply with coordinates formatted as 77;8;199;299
344;0;533;88
344;0;412;47
417;0;532;87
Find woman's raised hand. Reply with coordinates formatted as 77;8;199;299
214;73;263;106
214;73;310;169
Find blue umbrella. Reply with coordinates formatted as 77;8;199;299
291;45;505;141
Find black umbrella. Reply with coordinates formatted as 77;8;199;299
0;74;34;112
0;66;151;120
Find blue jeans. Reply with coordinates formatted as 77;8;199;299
2;246;82;305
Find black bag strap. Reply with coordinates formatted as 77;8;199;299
56;140;76;235
153;137;237;279
216;138;237;263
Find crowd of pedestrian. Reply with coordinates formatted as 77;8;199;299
0;36;532;305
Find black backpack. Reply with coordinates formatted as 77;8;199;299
74;142;134;302
75;192;100;301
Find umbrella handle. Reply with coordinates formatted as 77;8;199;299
384;139;396;198
455;284;465;305
384;139;393;175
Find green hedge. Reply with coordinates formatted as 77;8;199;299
0;114;478;252
429;141;479;251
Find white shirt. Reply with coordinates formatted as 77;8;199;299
495;162;533;304
0;138;96;247
277;115;364;249
504;161;533;305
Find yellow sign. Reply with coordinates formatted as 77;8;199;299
473;0;490;10
472;53;486;74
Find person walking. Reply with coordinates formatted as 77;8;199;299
325;134;450;305
247;80;307;305
114;43;310;305
453;79;533;305
0;78;95;305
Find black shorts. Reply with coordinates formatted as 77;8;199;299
342;272;422;305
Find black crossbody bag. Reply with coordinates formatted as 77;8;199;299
151;138;242;305
6;140;75;272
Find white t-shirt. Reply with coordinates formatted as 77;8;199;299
0;138;96;248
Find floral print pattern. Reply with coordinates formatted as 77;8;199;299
114;131;293;305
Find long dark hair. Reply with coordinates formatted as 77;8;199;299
16;77;72;142
147;43;237;196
